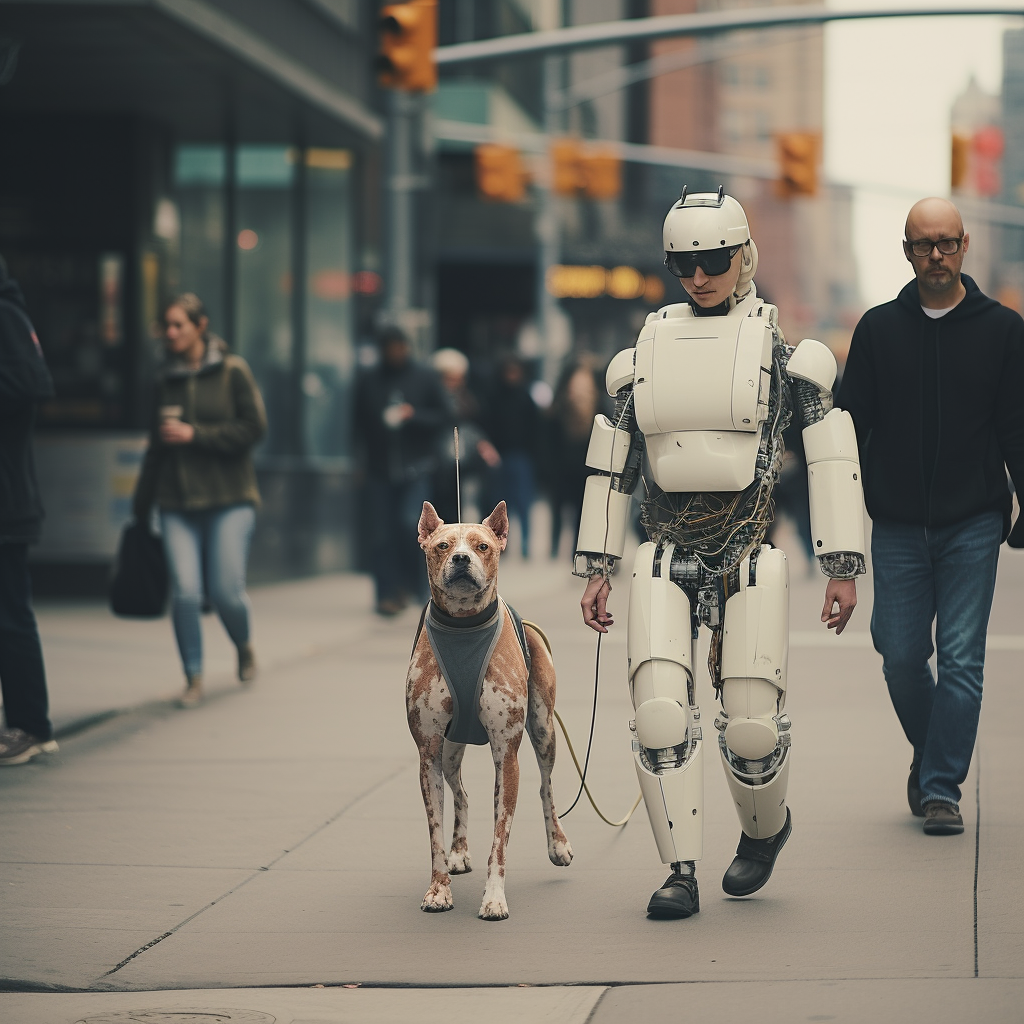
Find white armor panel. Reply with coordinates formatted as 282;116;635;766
718;546;792;839
628;542;704;864
803;409;866;558
646;429;762;493
633;315;772;435
576;474;632;559
722;748;790;839
605;348;636;396
787;337;838;393
585;414;632;474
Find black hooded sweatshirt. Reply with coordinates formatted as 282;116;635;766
838;274;1024;546
0;276;54;544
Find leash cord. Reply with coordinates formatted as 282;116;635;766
554;633;642;827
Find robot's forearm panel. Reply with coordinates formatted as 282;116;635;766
575;475;633;561
585;414;633;474
803;409;866;566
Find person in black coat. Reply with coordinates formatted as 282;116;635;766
354;327;450;615
838;197;1024;835
0;256;58;765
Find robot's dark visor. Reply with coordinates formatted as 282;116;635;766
664;245;741;279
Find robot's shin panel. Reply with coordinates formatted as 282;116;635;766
634;740;704;864
721;746;791;839
628;541;703;863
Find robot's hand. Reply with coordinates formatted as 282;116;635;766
821;578;858;636
581;575;614;633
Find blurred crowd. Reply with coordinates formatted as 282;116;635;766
352;325;820;617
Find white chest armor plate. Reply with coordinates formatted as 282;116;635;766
633;312;774;492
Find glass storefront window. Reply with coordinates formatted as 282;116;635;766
304;148;354;460
173;144;227;335
235;144;295;457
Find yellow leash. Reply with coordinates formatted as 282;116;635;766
522;620;643;828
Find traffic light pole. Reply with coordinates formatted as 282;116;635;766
383;90;433;351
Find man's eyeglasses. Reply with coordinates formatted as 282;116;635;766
905;237;963;258
664;245;741;279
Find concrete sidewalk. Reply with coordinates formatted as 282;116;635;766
2;538;1023;1023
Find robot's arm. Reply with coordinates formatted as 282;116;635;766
787;339;866;580
574;349;643;578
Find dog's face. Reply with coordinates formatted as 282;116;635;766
418;501;509;616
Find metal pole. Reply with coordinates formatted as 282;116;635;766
386;89;415;321
536;54;562;383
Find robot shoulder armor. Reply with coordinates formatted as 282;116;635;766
787;338;838;391
606;348;636;396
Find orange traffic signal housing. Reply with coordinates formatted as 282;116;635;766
474;144;526;202
775;132;820;198
951;134;969;190
581;148;622;200
551;138;584;195
377;0;437;92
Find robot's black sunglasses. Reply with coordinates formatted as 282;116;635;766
664;245;741;279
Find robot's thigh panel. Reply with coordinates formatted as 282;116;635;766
627;542;696;750
720;546;790;759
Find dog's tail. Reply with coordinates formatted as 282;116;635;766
520;619;552;657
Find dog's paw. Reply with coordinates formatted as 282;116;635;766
421;880;454;913
448;848;472;874
549;836;573;867
478;894;509;921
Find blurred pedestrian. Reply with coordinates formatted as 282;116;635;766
839;198;1024;836
0;255;58;765
354;327;449;615
482;355;540;559
546;357;603;559
430;347;500;524
132;294;267;707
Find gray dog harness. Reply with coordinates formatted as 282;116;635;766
415;597;531;746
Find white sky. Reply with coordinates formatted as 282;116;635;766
824;0;1022;308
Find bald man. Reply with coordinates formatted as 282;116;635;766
838;198;1024;835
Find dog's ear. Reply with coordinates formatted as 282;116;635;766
483;501;509;551
418;502;444;547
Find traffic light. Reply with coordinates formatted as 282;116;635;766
474;144;526;202
551;138;584;195
775;132;820;197
951;133;969;190
377;0;437;92
580;148;622;200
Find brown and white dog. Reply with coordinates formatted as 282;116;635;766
406;500;572;921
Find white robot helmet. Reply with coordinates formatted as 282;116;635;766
662;185;758;300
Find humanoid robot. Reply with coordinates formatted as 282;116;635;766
576;188;865;918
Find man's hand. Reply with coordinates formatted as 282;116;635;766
821;578;857;635
581;575;614;633
159;418;195;445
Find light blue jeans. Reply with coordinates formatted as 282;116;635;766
160;504;256;680
870;510;1002;807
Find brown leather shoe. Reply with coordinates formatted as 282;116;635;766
923;801;963;835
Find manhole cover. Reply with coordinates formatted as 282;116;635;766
77;1011;275;1024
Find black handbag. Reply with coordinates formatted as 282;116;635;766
109;521;169;618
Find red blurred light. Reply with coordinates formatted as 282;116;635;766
237;229;259;250
352;270;383;295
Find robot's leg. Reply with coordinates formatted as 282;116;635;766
717;544;793;896
627;543;704;918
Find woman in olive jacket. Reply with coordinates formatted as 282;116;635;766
133;294;267;706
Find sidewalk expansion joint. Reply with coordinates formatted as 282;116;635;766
92;762;412;986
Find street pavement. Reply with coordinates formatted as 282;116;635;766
1;518;1023;1023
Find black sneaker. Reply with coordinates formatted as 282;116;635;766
923;801;964;835
722;807;792;897
647;870;700;919
908;759;924;817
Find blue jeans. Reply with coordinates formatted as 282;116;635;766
160;504;256;679
870;510;1002;807
365;477;433;605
